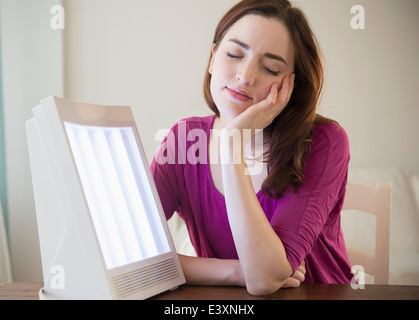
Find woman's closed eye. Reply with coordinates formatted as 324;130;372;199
226;52;243;59
264;67;280;76
226;51;281;76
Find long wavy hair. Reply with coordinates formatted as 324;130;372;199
203;0;334;198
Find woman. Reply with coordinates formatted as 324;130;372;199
151;0;352;295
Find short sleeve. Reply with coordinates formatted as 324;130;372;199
150;124;183;221
269;123;350;273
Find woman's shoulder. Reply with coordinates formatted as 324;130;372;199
300;120;350;186
312;120;350;158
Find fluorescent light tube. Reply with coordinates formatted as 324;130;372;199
65;123;169;269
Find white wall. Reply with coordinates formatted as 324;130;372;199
1;0;418;281
63;0;419;173
63;0;238;164
1;0;63;281
298;0;419;173
0;0;63;281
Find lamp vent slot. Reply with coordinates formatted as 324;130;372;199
112;258;179;298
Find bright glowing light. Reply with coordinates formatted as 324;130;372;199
65;123;170;269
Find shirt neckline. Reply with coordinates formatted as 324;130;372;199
204;114;263;200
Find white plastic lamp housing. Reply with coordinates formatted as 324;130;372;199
26;96;185;300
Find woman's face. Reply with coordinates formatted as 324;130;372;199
209;14;295;120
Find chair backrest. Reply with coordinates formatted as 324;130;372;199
342;181;392;284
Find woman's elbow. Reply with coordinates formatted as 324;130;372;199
246;277;287;296
245;262;293;296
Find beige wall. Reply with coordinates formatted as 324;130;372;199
301;0;419;173
1;0;418;281
63;0;238;164
63;0;419;172
1;0;64;281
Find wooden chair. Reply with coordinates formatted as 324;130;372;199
342;181;392;284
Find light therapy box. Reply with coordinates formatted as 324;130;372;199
26;96;185;300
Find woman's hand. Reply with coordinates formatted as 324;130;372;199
281;261;306;288
224;73;295;143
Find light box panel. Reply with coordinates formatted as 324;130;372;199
26;96;185;299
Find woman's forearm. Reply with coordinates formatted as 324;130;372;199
178;254;245;287
178;254;305;292
219;134;293;295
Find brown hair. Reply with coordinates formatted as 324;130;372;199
203;0;333;198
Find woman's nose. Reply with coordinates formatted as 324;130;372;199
235;61;256;85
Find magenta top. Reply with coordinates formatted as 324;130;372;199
151;115;353;283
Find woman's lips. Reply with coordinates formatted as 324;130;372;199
226;87;252;102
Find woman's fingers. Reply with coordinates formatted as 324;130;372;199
224;73;295;133
276;73;295;108
292;269;306;283
281;276;301;288
280;261;306;289
266;82;279;105
264;74;294;121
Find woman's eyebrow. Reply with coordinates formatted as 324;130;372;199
228;38;288;66
264;52;288;66
229;38;250;50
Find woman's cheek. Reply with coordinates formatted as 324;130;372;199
255;84;275;103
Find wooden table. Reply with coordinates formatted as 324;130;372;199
1;282;419;300
153;283;419;300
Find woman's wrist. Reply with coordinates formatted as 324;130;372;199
222;259;246;287
218;128;245;166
